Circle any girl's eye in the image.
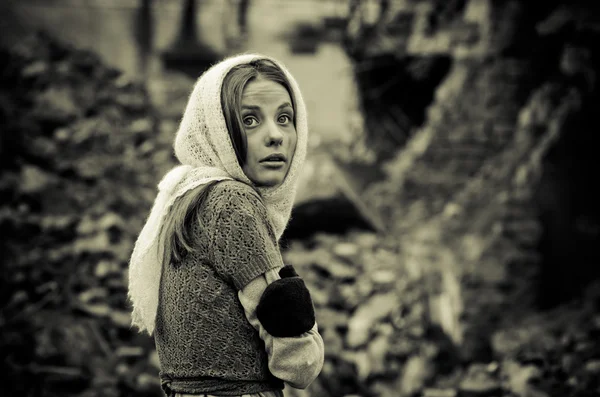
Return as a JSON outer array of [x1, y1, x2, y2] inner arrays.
[[243, 116, 258, 127], [278, 114, 291, 124]]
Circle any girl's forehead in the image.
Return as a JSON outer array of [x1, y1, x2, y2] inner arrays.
[[242, 78, 291, 105]]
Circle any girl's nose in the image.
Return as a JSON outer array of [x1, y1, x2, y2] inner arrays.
[[265, 121, 284, 146]]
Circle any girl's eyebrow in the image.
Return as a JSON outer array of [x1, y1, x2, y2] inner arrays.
[[241, 102, 293, 111], [241, 104, 260, 110]]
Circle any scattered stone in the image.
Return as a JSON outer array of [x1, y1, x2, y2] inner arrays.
[[567, 376, 578, 387], [74, 156, 109, 179], [317, 307, 348, 333], [286, 246, 333, 269], [584, 360, 600, 374], [21, 60, 49, 78], [347, 292, 399, 348], [368, 334, 391, 376], [95, 260, 113, 278], [333, 242, 360, 258], [336, 283, 363, 310], [354, 232, 379, 249], [40, 215, 76, 231], [459, 364, 502, 396], [423, 388, 458, 397], [77, 302, 111, 317], [491, 326, 539, 358], [115, 363, 129, 376], [78, 287, 108, 303], [31, 85, 82, 124], [321, 328, 344, 358], [73, 233, 111, 255], [77, 216, 98, 235], [313, 259, 359, 281], [502, 360, 542, 397], [20, 165, 56, 195], [136, 373, 160, 390], [400, 355, 435, 396], [114, 88, 148, 113], [356, 277, 374, 298], [370, 269, 396, 288], [98, 212, 126, 231], [342, 350, 371, 381], [110, 311, 132, 329], [149, 351, 160, 370], [127, 117, 153, 136], [388, 336, 417, 359], [561, 354, 580, 372], [575, 341, 595, 355], [310, 285, 330, 307], [370, 380, 402, 397], [407, 324, 427, 338], [116, 346, 144, 358], [486, 361, 499, 373]]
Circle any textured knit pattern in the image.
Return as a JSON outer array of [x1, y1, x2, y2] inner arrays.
[[128, 53, 308, 335], [155, 181, 285, 395]]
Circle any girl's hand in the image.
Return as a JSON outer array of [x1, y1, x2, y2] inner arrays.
[[256, 265, 316, 337]]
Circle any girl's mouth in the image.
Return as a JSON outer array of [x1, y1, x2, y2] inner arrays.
[[260, 153, 287, 163], [261, 160, 285, 169]]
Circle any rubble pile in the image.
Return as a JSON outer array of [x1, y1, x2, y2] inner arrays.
[[0, 32, 174, 397], [284, 231, 600, 397]]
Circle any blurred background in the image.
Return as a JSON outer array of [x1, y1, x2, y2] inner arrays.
[[1, 0, 600, 396]]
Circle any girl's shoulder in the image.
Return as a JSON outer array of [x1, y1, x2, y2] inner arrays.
[[205, 180, 265, 214], [209, 179, 260, 199]]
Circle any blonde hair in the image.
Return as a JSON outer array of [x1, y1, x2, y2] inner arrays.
[[158, 181, 219, 267]]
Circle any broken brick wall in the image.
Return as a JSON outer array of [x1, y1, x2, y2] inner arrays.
[[343, 0, 600, 363]]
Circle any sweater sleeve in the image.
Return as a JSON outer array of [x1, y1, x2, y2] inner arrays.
[[207, 182, 284, 291], [238, 268, 325, 389]]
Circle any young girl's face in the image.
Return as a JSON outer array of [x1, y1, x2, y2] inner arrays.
[[240, 77, 297, 188]]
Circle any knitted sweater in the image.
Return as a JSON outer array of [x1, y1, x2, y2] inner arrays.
[[154, 180, 322, 395]]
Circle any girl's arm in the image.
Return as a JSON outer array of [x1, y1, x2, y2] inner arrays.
[[238, 268, 324, 389], [205, 181, 324, 388]]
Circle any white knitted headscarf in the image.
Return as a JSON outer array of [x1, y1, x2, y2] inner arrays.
[[128, 53, 308, 335]]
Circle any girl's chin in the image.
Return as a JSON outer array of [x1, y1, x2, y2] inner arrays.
[[254, 178, 284, 188], [244, 165, 289, 188], [252, 172, 286, 187]]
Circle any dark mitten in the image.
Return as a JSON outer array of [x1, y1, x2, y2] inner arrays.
[[256, 265, 316, 337]]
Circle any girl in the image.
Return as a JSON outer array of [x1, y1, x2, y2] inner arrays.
[[128, 54, 324, 397]]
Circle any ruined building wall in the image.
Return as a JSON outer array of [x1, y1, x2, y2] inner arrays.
[[343, 0, 600, 362]]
